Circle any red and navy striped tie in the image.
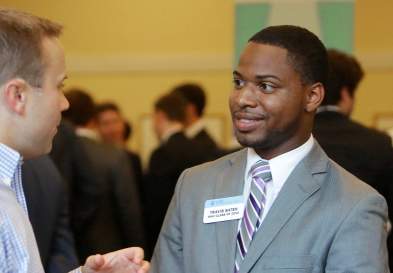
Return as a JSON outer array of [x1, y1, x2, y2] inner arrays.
[[234, 160, 272, 273]]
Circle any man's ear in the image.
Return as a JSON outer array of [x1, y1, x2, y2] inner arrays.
[[2, 79, 29, 115], [305, 82, 324, 112]]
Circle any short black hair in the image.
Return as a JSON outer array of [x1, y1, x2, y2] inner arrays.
[[171, 83, 206, 117], [63, 88, 96, 126], [155, 93, 187, 123], [96, 102, 121, 116], [322, 49, 364, 105], [249, 25, 328, 87]]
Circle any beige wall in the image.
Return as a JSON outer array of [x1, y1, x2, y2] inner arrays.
[[1, 0, 234, 153], [354, 0, 393, 126], [1, 0, 393, 153]]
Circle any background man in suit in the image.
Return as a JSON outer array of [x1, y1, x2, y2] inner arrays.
[[171, 83, 222, 160], [0, 8, 149, 273], [151, 25, 389, 273], [50, 119, 100, 245], [145, 93, 206, 252], [63, 89, 146, 262], [23, 156, 79, 273], [95, 102, 144, 203], [313, 48, 393, 269]]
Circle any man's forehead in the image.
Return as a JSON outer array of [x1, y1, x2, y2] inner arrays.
[[240, 42, 288, 63], [236, 43, 293, 77]]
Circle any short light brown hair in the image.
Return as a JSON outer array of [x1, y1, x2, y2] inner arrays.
[[0, 8, 63, 87]]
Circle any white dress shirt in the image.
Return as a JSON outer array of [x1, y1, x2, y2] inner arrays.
[[240, 135, 314, 226]]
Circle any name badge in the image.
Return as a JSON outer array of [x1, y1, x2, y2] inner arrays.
[[203, 195, 244, 224]]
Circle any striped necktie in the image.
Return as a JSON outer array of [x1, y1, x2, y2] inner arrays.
[[234, 160, 272, 273]]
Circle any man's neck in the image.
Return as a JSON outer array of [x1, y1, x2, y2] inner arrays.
[[185, 119, 204, 138], [161, 122, 183, 143]]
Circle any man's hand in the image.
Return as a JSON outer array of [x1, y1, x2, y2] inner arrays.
[[81, 247, 150, 273]]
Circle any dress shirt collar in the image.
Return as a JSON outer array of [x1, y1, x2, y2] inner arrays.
[[185, 119, 205, 138], [317, 105, 342, 114], [161, 124, 183, 143], [246, 135, 314, 185], [76, 127, 100, 141], [0, 143, 23, 187]]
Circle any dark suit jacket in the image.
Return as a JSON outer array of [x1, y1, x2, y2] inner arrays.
[[313, 110, 393, 269], [23, 156, 78, 273], [126, 150, 144, 199], [50, 120, 100, 235], [192, 129, 223, 160], [145, 132, 207, 250], [75, 136, 145, 261], [313, 111, 393, 206]]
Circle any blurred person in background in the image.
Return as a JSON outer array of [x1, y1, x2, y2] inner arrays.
[[171, 83, 222, 160], [63, 89, 146, 262], [95, 102, 143, 199], [313, 48, 393, 269], [145, 93, 206, 251]]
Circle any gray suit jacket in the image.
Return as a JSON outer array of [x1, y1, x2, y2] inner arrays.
[[151, 142, 389, 273]]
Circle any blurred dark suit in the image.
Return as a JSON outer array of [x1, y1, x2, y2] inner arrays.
[[76, 136, 145, 261], [313, 110, 393, 268], [191, 129, 223, 160], [145, 131, 206, 250], [23, 156, 79, 273], [50, 120, 99, 235], [125, 150, 144, 199], [313, 111, 393, 203]]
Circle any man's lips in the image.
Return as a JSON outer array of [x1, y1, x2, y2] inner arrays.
[[233, 112, 266, 132]]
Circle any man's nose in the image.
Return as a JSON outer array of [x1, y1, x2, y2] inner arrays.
[[237, 83, 258, 108]]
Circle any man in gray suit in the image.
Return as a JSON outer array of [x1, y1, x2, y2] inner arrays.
[[151, 25, 389, 272]]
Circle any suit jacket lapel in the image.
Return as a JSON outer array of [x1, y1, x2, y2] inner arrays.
[[215, 149, 247, 273], [239, 143, 329, 273]]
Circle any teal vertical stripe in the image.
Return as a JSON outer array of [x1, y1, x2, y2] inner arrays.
[[318, 2, 354, 53], [235, 3, 270, 65]]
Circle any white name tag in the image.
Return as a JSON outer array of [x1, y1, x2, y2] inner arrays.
[[203, 195, 244, 224]]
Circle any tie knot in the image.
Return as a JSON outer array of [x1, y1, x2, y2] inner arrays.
[[250, 160, 272, 182]]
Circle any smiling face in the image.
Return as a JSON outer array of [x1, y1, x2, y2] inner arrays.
[[230, 42, 320, 159]]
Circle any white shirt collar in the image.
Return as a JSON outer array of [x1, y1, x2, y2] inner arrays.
[[76, 127, 100, 141], [317, 105, 342, 114], [161, 124, 183, 143], [246, 135, 314, 184], [185, 119, 205, 138]]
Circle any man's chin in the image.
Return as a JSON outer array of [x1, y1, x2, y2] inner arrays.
[[235, 133, 266, 149]]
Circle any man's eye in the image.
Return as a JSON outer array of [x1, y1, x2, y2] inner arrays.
[[233, 79, 245, 89], [257, 82, 275, 93]]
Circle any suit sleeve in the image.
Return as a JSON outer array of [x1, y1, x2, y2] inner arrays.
[[150, 170, 187, 273], [112, 151, 146, 249], [325, 192, 389, 273]]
